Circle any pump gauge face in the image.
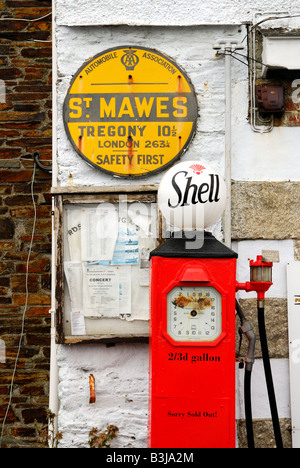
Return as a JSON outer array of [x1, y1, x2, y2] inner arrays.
[[167, 286, 222, 342]]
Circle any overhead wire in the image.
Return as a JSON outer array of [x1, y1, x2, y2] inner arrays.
[[216, 51, 249, 67], [230, 13, 300, 133], [231, 50, 268, 68], [231, 12, 300, 65], [240, 13, 300, 44], [217, 50, 270, 69]]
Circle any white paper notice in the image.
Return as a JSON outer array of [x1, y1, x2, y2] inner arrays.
[[83, 265, 119, 318], [119, 266, 131, 320], [127, 202, 152, 237], [81, 204, 118, 262], [66, 208, 82, 262], [94, 208, 139, 266], [64, 261, 83, 310], [131, 265, 150, 321], [139, 237, 156, 286], [71, 310, 86, 336]]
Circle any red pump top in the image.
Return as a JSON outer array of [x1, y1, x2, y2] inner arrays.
[[236, 255, 273, 300], [250, 255, 273, 268]]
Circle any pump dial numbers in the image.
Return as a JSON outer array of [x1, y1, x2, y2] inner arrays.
[[167, 286, 222, 342]]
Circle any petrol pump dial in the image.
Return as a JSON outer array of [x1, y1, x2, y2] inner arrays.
[[167, 286, 222, 342]]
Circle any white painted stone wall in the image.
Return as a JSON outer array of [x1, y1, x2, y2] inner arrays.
[[56, 344, 149, 448], [53, 0, 300, 448], [55, 0, 300, 27]]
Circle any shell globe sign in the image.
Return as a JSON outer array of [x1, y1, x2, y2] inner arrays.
[[63, 46, 198, 177], [158, 161, 227, 231]]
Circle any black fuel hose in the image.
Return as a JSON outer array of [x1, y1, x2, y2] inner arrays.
[[244, 369, 255, 448], [236, 299, 255, 448], [257, 306, 283, 448]]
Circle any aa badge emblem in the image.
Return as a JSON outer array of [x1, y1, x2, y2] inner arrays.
[[121, 49, 139, 70]]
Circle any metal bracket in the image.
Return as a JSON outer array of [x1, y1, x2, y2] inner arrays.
[[213, 39, 244, 52]]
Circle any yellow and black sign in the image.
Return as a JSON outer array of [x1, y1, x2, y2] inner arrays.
[[63, 46, 198, 178]]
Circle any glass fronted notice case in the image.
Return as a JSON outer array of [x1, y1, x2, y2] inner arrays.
[[54, 190, 159, 343]]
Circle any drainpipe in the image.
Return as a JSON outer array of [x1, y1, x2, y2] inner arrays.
[[213, 39, 244, 247], [224, 45, 232, 248], [48, 0, 59, 447], [48, 197, 59, 447]]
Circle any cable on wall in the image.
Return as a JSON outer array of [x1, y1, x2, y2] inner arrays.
[[236, 12, 300, 133], [0, 163, 37, 449], [0, 11, 52, 442], [240, 13, 300, 44], [0, 12, 52, 22], [33, 151, 52, 174], [0, 11, 52, 43]]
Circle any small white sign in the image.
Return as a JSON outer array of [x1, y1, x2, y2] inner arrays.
[[287, 262, 300, 448]]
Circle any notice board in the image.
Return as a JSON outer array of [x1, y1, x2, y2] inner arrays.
[[53, 188, 159, 343]]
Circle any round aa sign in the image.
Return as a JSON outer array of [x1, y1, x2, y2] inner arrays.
[[157, 161, 227, 230], [63, 46, 198, 178]]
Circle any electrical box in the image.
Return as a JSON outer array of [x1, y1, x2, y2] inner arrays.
[[256, 85, 285, 113], [148, 233, 238, 448]]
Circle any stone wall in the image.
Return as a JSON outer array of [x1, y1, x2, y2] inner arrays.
[[0, 0, 52, 448]]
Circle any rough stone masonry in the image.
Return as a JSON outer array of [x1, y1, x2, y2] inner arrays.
[[0, 0, 52, 448]]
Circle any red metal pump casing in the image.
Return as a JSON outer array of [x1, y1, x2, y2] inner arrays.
[[148, 233, 238, 448]]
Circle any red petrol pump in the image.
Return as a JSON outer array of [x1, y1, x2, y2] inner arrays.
[[148, 161, 237, 448], [149, 232, 238, 448], [148, 161, 283, 448]]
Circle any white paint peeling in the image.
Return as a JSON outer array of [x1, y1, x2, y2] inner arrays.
[[56, 344, 149, 448]]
